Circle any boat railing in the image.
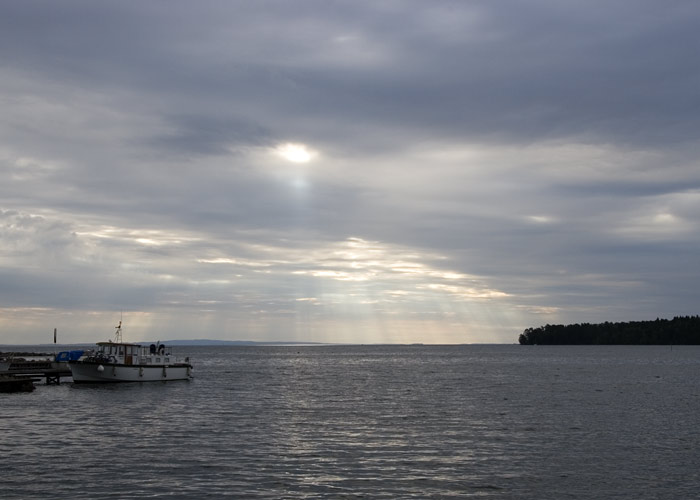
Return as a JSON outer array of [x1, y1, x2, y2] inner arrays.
[[139, 356, 173, 365]]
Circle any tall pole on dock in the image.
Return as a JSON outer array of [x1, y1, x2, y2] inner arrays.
[[54, 328, 57, 344]]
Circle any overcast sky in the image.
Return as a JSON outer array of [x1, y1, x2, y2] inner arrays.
[[2, 0, 699, 344]]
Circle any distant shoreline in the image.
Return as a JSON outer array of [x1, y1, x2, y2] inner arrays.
[[142, 339, 331, 346], [518, 316, 700, 345], [0, 340, 331, 348], [0, 341, 481, 348]]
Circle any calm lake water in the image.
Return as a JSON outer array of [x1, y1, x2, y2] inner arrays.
[[2, 344, 699, 498]]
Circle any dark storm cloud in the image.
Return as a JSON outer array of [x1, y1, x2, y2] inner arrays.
[[3, 1, 699, 151]]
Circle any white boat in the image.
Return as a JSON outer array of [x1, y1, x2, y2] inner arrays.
[[69, 322, 193, 383]]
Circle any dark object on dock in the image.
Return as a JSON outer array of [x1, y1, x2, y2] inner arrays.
[[0, 374, 36, 393]]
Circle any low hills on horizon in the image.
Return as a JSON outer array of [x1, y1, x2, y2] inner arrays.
[[519, 315, 700, 345], [143, 339, 329, 346]]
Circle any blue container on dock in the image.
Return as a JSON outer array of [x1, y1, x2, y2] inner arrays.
[[55, 350, 84, 362]]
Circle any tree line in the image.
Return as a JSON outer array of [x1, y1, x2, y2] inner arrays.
[[518, 316, 700, 345]]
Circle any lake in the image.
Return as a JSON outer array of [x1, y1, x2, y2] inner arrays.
[[1, 344, 698, 498]]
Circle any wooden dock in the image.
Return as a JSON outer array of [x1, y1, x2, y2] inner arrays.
[[1, 360, 72, 385]]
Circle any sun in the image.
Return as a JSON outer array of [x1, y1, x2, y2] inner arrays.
[[275, 143, 316, 163]]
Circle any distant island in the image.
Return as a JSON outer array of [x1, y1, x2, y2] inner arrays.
[[518, 316, 700, 345]]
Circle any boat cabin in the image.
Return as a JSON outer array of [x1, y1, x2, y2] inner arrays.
[[95, 342, 173, 366]]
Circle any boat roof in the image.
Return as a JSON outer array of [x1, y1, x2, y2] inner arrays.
[[96, 341, 143, 347]]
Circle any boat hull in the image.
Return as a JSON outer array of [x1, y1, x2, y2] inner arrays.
[[69, 362, 192, 383]]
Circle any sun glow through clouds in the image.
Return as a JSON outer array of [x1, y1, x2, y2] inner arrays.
[[275, 143, 316, 163]]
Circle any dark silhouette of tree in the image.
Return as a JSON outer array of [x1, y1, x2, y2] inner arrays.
[[518, 316, 700, 345]]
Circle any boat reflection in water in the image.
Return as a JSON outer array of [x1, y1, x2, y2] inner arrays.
[[69, 322, 193, 383]]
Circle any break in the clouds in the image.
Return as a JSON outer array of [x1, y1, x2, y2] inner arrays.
[[1, 1, 699, 344]]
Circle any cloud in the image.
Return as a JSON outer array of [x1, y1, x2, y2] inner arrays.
[[1, 1, 700, 343]]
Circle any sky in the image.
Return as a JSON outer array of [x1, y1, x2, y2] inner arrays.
[[1, 1, 699, 345]]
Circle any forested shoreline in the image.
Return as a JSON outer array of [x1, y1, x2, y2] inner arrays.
[[518, 316, 700, 345]]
